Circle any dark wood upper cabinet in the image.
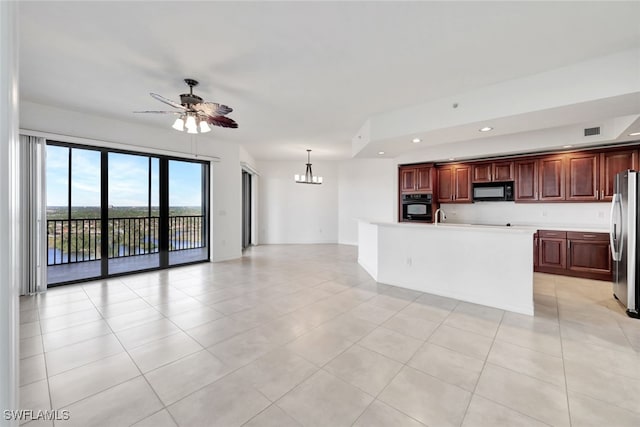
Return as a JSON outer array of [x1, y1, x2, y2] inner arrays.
[[515, 159, 538, 201], [493, 161, 514, 181], [539, 156, 565, 201], [472, 163, 493, 183], [472, 161, 513, 183], [436, 164, 471, 203], [406, 144, 640, 206], [416, 166, 433, 192], [400, 168, 417, 193], [566, 152, 598, 202], [437, 166, 453, 202], [454, 165, 472, 202], [399, 165, 434, 193], [599, 149, 638, 201]]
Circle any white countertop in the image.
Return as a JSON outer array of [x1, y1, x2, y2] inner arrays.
[[359, 219, 609, 234]]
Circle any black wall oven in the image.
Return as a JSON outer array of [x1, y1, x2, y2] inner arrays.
[[402, 193, 433, 222]]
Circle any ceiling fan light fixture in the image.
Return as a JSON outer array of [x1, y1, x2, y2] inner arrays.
[[199, 120, 211, 133], [137, 79, 238, 132], [172, 117, 185, 131]]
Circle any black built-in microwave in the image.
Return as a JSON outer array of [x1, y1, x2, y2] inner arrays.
[[402, 193, 433, 221], [472, 181, 514, 202]]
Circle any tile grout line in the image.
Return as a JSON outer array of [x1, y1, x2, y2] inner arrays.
[[101, 278, 185, 427], [455, 303, 503, 426], [555, 275, 574, 427], [349, 299, 463, 427], [455, 314, 561, 427], [37, 297, 55, 426], [80, 283, 177, 427]]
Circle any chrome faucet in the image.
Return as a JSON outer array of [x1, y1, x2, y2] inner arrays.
[[434, 208, 447, 225]]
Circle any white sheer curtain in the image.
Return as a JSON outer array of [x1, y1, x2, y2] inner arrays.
[[19, 135, 47, 295]]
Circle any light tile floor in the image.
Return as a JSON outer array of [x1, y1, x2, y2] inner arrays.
[[18, 244, 640, 427]]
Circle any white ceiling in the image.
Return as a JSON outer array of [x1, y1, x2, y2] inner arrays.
[[18, 1, 640, 160]]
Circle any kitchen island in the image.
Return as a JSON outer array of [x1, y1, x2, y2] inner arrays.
[[358, 220, 536, 315]]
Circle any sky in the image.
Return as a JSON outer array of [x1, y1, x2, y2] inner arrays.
[[46, 145, 204, 207]]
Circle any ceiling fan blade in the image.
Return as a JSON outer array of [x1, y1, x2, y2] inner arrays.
[[149, 93, 186, 110], [193, 102, 233, 116], [133, 110, 181, 114], [206, 115, 238, 129]]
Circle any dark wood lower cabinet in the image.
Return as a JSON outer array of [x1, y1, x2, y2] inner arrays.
[[538, 232, 566, 270], [534, 230, 612, 281]]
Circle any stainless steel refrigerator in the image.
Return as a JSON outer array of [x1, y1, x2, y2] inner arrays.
[[610, 170, 639, 318]]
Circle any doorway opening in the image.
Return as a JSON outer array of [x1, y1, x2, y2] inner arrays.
[[242, 170, 252, 251]]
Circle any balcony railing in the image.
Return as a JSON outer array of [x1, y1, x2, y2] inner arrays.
[[47, 215, 205, 266]]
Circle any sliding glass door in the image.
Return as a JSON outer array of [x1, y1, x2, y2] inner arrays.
[[46, 144, 102, 283], [46, 142, 210, 286], [107, 153, 160, 275], [169, 160, 209, 265]]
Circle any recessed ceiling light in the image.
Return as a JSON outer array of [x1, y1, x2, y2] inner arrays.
[[378, 151, 385, 155], [629, 132, 640, 136], [412, 138, 421, 143], [448, 158, 455, 161], [479, 127, 493, 132], [563, 145, 573, 148]]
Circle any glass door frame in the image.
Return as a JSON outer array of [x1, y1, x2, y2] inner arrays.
[[46, 140, 210, 286]]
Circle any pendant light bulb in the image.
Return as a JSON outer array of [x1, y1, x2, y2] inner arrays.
[[185, 115, 197, 131], [199, 120, 211, 133], [172, 117, 185, 131]]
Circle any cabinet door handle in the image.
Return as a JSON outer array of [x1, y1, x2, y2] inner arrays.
[[583, 234, 596, 238], [567, 239, 571, 249]]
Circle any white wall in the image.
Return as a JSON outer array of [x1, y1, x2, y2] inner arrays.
[[20, 101, 243, 262], [338, 159, 395, 245], [257, 158, 397, 246], [258, 160, 338, 244], [0, 0, 19, 422], [441, 202, 609, 230]]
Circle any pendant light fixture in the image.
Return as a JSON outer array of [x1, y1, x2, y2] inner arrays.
[[294, 149, 323, 184]]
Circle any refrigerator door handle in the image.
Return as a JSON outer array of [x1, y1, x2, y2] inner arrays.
[[610, 193, 621, 261]]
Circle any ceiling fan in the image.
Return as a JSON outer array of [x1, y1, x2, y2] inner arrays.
[[135, 78, 238, 133]]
